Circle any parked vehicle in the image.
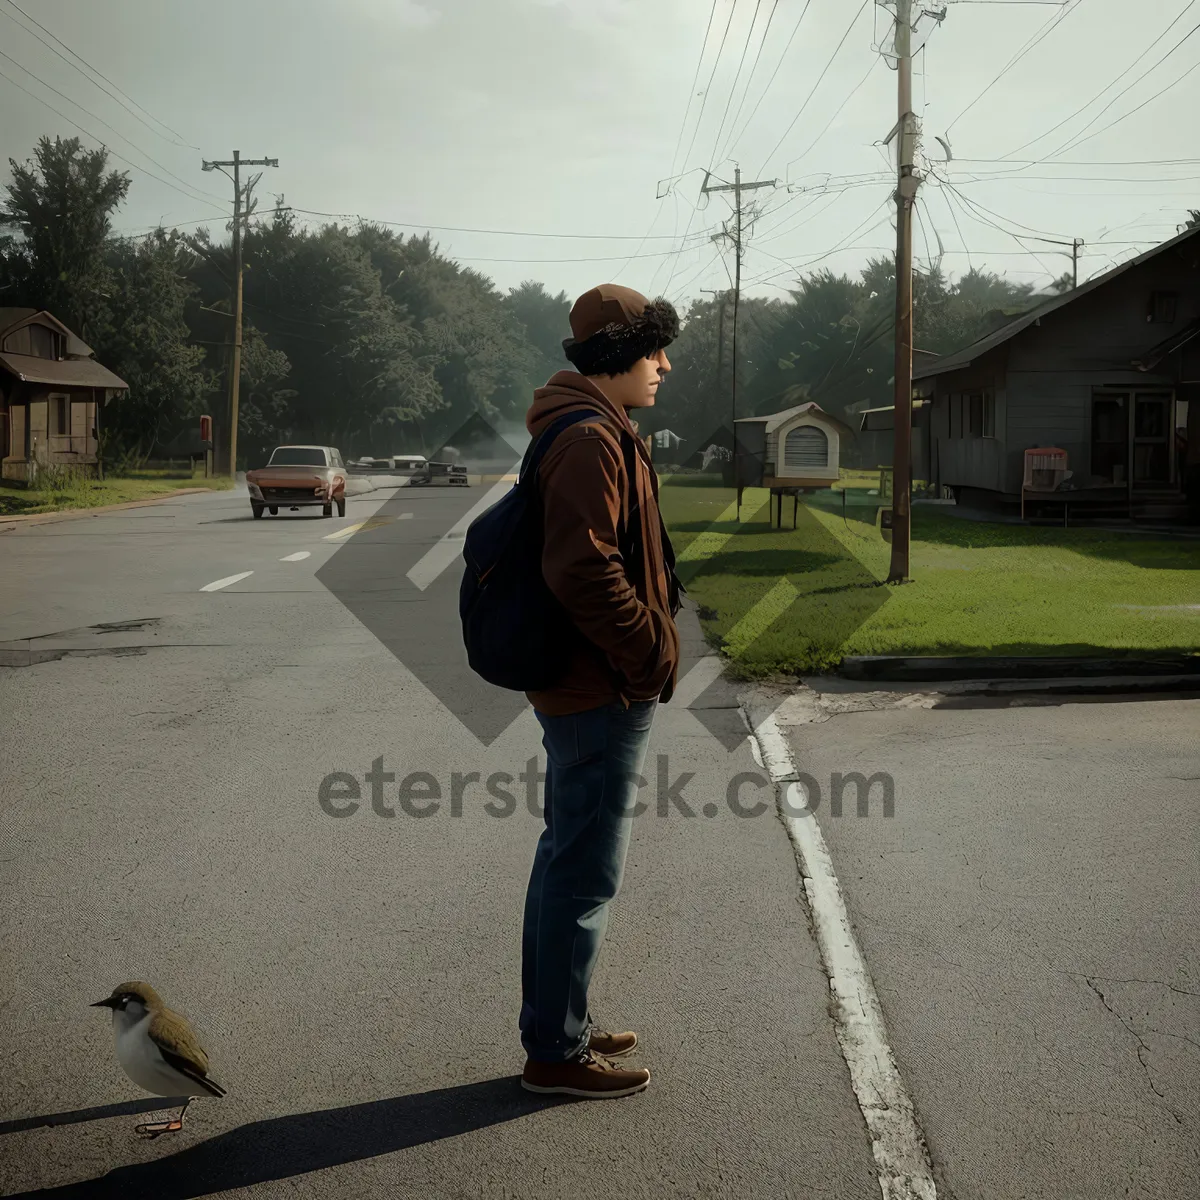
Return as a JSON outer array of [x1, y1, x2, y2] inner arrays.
[[246, 445, 347, 518], [390, 454, 427, 473], [409, 461, 469, 487]]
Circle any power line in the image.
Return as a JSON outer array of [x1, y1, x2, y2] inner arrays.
[[284, 207, 712, 242], [944, 0, 1082, 134], [680, 0, 740, 178], [1051, 53, 1200, 158], [784, 56, 880, 178], [667, 0, 720, 182], [937, 182, 973, 271], [0, 65, 219, 206], [717, 0, 781, 164], [0, 0, 196, 149], [725, 0, 815, 155], [0, 46, 224, 202], [757, 0, 872, 176], [709, 0, 767, 169], [998, 1, 1199, 159], [939, 184, 1063, 281]]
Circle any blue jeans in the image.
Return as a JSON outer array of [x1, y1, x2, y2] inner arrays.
[[520, 699, 657, 1062]]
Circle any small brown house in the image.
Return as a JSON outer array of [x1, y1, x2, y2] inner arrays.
[[0, 307, 128, 482]]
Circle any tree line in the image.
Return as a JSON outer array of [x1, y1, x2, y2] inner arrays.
[[6, 134, 1185, 471]]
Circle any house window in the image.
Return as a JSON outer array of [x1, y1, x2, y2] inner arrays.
[[28, 325, 66, 359], [52, 395, 70, 436], [1148, 292, 1177, 324], [783, 425, 828, 469], [974, 391, 996, 437]]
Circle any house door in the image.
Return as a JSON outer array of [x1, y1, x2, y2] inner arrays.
[[1131, 392, 1172, 487], [1091, 394, 1128, 485]]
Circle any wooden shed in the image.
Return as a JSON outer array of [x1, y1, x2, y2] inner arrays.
[[0, 308, 128, 482]]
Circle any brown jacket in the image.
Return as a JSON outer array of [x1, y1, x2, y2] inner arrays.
[[525, 371, 680, 716]]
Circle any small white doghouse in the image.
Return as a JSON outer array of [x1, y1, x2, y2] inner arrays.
[[735, 401, 853, 526]]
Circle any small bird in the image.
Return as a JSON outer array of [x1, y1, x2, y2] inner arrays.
[[92, 981, 226, 1137]]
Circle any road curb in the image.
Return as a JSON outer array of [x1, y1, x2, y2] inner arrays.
[[0, 488, 217, 529], [838, 654, 1200, 682]]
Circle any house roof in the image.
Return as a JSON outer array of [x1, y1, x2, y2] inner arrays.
[[735, 400, 854, 437], [0, 352, 128, 390], [1132, 315, 1200, 371], [913, 225, 1200, 381], [0, 307, 95, 357]]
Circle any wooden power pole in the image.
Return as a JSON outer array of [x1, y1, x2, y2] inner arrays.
[[887, 0, 918, 583], [202, 150, 278, 476], [703, 167, 776, 518]]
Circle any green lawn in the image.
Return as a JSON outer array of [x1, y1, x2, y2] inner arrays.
[[0, 468, 233, 516], [659, 474, 1200, 675]]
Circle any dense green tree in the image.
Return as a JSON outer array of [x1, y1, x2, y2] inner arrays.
[[95, 229, 212, 462], [0, 136, 129, 340]]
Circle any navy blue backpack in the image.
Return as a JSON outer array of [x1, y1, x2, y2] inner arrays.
[[460, 409, 604, 691]]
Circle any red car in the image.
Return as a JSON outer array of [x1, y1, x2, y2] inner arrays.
[[246, 445, 347, 519]]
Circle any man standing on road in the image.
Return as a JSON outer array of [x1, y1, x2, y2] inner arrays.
[[519, 284, 682, 1100]]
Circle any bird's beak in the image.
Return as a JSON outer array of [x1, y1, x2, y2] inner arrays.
[[91, 998, 117, 1008]]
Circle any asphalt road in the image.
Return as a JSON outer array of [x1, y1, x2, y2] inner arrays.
[[0, 485, 877, 1199], [1, 485, 1195, 1198], [776, 684, 1199, 1200]]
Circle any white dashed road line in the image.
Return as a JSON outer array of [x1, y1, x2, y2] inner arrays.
[[280, 552, 311, 562], [200, 571, 254, 593], [744, 698, 939, 1200]]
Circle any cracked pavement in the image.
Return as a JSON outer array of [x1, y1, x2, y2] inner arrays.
[[773, 681, 1199, 1200]]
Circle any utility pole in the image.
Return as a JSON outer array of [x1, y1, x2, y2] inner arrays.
[[886, 0, 919, 583], [1072, 237, 1084, 288], [703, 166, 776, 517], [202, 150, 278, 476], [701, 286, 730, 433]]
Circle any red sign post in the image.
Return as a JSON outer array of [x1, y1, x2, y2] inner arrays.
[[200, 415, 213, 478]]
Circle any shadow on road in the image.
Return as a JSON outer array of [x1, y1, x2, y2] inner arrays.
[[8, 1077, 554, 1199], [0, 1097, 189, 1136]]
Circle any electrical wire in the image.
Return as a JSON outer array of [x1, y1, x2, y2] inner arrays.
[[937, 182, 973, 271], [680, 0, 740, 180], [709, 0, 767, 169], [939, 183, 1063, 283], [0, 0, 196, 148], [717, 0, 781, 165], [1051, 54, 1200, 158], [944, 0, 1082, 135], [667, 0, 720, 182], [998, 0, 1199, 159], [0, 46, 224, 202], [0, 65, 219, 206], [757, 0, 872, 176], [284, 207, 712, 242], [725, 0, 815, 155], [783, 56, 880, 178]]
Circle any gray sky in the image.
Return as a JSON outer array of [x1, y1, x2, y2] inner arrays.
[[3, 0, 1197, 306]]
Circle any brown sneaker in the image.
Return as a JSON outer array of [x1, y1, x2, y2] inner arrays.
[[587, 1028, 637, 1058], [522, 1050, 650, 1099]]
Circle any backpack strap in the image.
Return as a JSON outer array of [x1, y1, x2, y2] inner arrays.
[[517, 409, 599, 491]]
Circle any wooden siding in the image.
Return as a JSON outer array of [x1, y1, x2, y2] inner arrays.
[[929, 244, 1198, 497]]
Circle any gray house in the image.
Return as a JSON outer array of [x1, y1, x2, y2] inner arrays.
[[913, 225, 1199, 521]]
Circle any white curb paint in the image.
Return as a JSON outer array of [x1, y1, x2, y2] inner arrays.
[[745, 698, 938, 1200], [280, 551, 311, 562], [200, 571, 254, 592], [407, 479, 511, 591]]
